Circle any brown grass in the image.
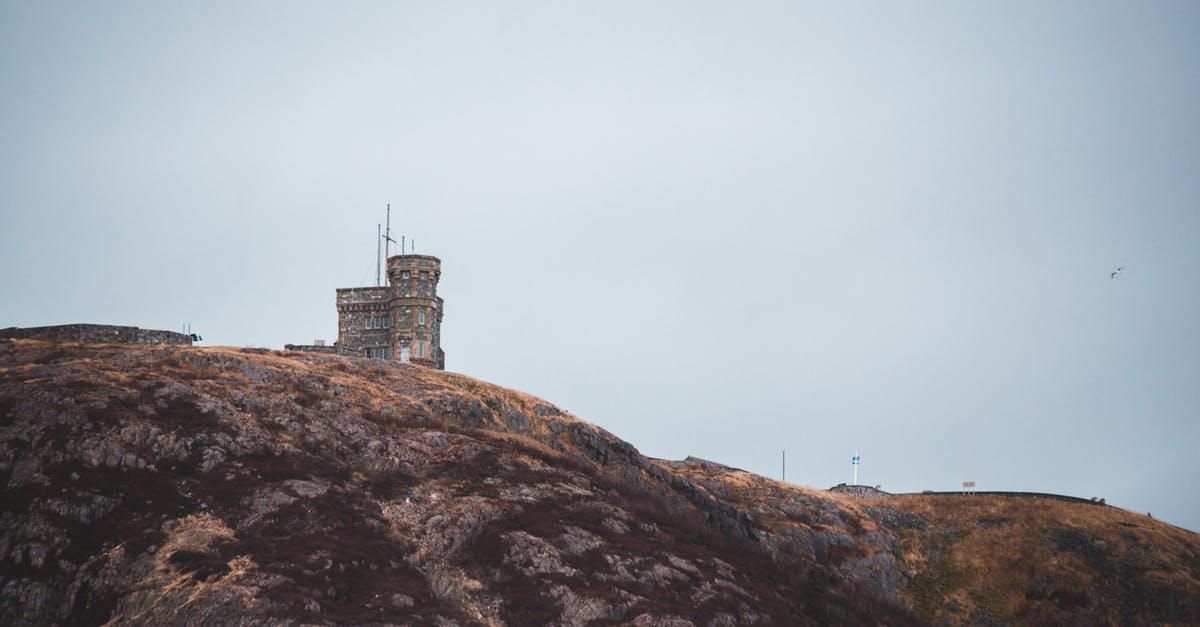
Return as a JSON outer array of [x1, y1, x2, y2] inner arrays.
[[874, 493, 1200, 624]]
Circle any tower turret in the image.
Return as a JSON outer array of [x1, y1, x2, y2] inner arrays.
[[386, 254, 445, 369]]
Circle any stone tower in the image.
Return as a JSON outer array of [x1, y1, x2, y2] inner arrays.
[[386, 254, 445, 369], [327, 254, 445, 369]]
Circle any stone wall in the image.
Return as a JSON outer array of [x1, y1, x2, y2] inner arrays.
[[283, 344, 339, 354], [335, 287, 391, 358], [829, 484, 892, 499], [0, 324, 193, 346]]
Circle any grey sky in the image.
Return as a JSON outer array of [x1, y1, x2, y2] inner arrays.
[[2, 2, 1198, 529]]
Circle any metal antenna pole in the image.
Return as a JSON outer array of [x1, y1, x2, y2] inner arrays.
[[385, 204, 392, 260], [401, 236, 405, 255], [376, 224, 382, 286]]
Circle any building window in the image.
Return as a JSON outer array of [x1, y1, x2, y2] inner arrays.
[[383, 315, 389, 328], [402, 270, 410, 279], [419, 344, 425, 358], [364, 317, 371, 329], [419, 312, 425, 325], [420, 271, 428, 280], [383, 347, 390, 359], [365, 348, 371, 357]]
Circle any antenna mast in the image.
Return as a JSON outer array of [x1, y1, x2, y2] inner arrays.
[[385, 204, 392, 260], [376, 224, 382, 286], [378, 204, 397, 282]]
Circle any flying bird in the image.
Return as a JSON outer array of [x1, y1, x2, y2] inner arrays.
[[1111, 266, 1125, 279]]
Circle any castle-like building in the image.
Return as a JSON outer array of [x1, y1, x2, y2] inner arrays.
[[287, 254, 445, 369]]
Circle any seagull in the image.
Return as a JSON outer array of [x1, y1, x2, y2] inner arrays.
[[1111, 266, 1125, 279]]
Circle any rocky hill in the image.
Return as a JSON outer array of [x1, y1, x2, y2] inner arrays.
[[1, 339, 1197, 625]]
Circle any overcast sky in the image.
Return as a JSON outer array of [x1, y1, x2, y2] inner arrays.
[[2, 1, 1198, 530]]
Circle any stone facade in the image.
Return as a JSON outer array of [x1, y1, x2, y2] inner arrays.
[[334, 286, 392, 359], [289, 254, 446, 369], [0, 324, 193, 346]]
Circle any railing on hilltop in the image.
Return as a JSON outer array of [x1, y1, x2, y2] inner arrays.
[[901, 490, 1107, 506], [828, 483, 1109, 506]]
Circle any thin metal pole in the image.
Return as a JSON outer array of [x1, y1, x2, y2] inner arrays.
[[376, 224, 382, 286], [385, 203, 391, 260]]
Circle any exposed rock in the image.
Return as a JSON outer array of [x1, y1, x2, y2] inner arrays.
[[503, 531, 578, 577]]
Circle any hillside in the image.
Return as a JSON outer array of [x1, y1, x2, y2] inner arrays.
[[1, 339, 1197, 625]]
